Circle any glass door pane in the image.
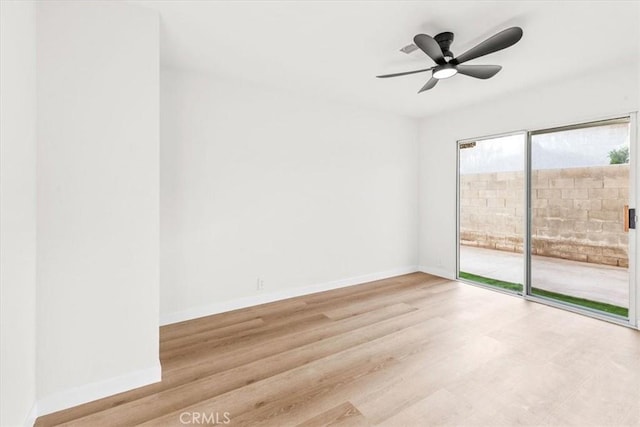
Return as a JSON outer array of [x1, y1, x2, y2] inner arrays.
[[458, 133, 526, 293], [530, 119, 631, 318]]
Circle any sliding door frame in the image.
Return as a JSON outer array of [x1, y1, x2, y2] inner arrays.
[[524, 115, 636, 328], [455, 130, 528, 297], [456, 112, 638, 329]]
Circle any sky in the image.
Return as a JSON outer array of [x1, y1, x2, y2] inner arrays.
[[459, 122, 630, 175]]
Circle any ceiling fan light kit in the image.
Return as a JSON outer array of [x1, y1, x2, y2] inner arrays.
[[432, 63, 457, 79], [377, 26, 523, 93]]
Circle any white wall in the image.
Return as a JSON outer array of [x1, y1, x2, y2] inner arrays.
[[417, 63, 640, 323], [0, 1, 38, 425], [36, 1, 160, 414], [160, 69, 418, 323]]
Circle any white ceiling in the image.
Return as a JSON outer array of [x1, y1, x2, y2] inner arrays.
[[132, 0, 640, 118]]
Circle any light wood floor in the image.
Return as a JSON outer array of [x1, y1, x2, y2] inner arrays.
[[36, 273, 640, 426]]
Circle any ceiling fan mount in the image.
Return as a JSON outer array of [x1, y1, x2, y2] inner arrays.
[[377, 26, 523, 94], [433, 31, 454, 58]]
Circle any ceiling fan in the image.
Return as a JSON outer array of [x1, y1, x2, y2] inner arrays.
[[377, 27, 523, 93]]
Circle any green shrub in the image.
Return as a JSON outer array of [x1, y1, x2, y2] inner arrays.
[[608, 146, 629, 164]]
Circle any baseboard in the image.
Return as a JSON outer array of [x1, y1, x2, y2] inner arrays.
[[418, 265, 455, 280], [160, 266, 419, 326], [35, 362, 161, 420], [24, 402, 38, 427]]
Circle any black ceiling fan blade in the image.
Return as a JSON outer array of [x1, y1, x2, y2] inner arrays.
[[376, 67, 435, 78], [456, 64, 502, 79], [453, 27, 523, 65], [418, 77, 438, 93], [413, 34, 446, 65]]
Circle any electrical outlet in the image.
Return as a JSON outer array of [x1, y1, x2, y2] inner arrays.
[[257, 278, 264, 291]]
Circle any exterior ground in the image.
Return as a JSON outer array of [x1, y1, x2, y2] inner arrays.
[[459, 245, 628, 308]]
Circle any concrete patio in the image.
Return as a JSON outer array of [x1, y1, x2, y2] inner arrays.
[[459, 245, 629, 308]]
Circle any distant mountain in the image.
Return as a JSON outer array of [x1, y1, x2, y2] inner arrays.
[[460, 123, 629, 175]]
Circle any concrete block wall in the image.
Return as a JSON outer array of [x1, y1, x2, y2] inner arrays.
[[460, 164, 629, 267]]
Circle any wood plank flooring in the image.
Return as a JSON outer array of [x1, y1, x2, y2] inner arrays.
[[36, 273, 640, 426]]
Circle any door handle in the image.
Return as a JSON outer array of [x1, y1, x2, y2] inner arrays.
[[624, 205, 635, 232]]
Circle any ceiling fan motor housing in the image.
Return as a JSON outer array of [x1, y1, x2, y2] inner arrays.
[[434, 31, 455, 58]]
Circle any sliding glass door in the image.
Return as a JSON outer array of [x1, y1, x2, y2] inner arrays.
[[458, 117, 635, 323], [457, 133, 526, 293], [529, 118, 632, 318]]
